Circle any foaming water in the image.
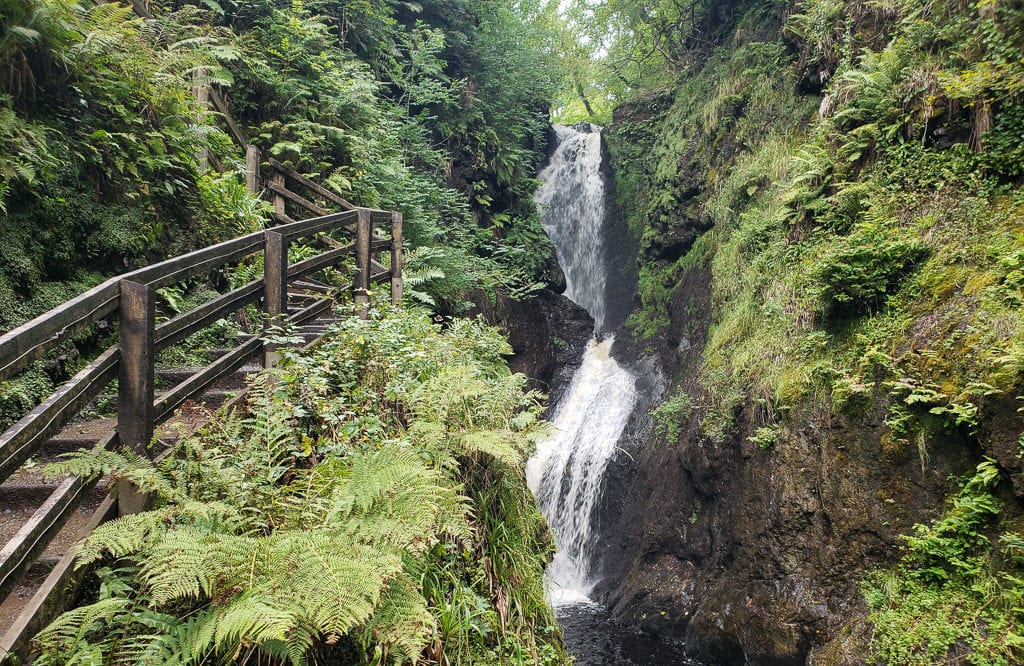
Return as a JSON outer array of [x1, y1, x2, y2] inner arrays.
[[530, 123, 639, 605], [535, 124, 609, 333], [526, 336, 637, 603], [532, 122, 701, 663]]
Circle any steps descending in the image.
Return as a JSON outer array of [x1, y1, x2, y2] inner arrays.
[[0, 285, 342, 650]]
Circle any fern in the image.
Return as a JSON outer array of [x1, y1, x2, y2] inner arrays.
[[35, 597, 132, 660], [363, 573, 435, 665], [37, 310, 562, 664]]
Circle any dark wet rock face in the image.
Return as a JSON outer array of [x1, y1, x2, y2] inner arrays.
[[469, 288, 593, 408], [589, 264, 980, 664]]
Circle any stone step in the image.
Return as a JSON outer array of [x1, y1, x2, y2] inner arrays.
[[0, 481, 110, 631]]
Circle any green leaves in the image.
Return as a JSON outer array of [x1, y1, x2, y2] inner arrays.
[[36, 308, 562, 664], [814, 226, 929, 320]]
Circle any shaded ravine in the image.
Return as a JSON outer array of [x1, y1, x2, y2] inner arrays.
[[529, 124, 699, 664]]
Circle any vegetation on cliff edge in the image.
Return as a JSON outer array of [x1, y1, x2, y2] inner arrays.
[[34, 305, 565, 665], [576, 0, 1024, 661]]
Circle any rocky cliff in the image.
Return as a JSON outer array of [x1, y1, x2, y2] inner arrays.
[[587, 0, 1024, 662]]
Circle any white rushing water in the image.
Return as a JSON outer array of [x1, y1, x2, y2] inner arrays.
[[535, 124, 610, 334], [528, 124, 639, 605]]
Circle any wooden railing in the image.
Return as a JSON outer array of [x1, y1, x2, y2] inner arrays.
[[0, 207, 402, 657]]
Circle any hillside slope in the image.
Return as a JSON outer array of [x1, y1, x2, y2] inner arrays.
[[594, 0, 1024, 662]]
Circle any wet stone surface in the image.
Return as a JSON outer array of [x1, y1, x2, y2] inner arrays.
[[559, 602, 704, 665]]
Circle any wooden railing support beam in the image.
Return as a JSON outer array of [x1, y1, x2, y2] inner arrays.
[[117, 280, 155, 516], [354, 209, 372, 318], [271, 172, 286, 219], [391, 212, 403, 305], [193, 70, 210, 172], [245, 145, 260, 194], [264, 231, 288, 368]]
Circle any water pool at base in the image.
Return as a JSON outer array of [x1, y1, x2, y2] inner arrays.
[[558, 602, 702, 665]]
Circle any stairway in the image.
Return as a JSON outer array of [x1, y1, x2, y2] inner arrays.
[[0, 281, 340, 648]]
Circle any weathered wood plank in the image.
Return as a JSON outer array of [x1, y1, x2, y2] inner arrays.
[[354, 209, 372, 318], [245, 145, 260, 194], [132, 234, 265, 291], [292, 279, 331, 294], [277, 210, 358, 242], [391, 212, 403, 304], [287, 245, 353, 281], [0, 282, 120, 382], [369, 259, 393, 284], [0, 347, 118, 484], [289, 298, 333, 327], [270, 172, 287, 218], [266, 181, 329, 217], [117, 282, 154, 459], [0, 427, 112, 605], [370, 210, 394, 224], [208, 88, 247, 149], [268, 158, 355, 211], [264, 231, 288, 369], [155, 281, 263, 352], [152, 337, 262, 424], [264, 232, 288, 320], [0, 488, 117, 663], [273, 212, 299, 226]]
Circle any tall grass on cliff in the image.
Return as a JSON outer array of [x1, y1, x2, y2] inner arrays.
[[34, 304, 565, 665], [587, 0, 1024, 659]]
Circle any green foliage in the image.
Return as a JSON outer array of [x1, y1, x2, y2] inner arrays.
[[651, 389, 693, 443], [38, 307, 564, 665], [0, 0, 564, 348], [747, 424, 780, 451], [864, 461, 1024, 665], [815, 226, 929, 320]]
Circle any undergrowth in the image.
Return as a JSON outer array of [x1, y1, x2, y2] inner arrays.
[[863, 461, 1024, 665], [35, 305, 566, 665]]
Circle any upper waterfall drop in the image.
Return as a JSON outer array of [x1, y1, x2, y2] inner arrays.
[[529, 123, 639, 605], [535, 124, 610, 334]]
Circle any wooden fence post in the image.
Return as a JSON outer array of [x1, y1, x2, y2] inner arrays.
[[245, 145, 260, 194], [354, 209, 372, 318], [117, 280, 155, 515], [270, 171, 286, 219], [193, 69, 210, 173], [264, 230, 288, 368], [390, 211, 403, 305]]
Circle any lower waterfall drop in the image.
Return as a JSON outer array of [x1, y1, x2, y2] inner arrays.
[[526, 337, 637, 604]]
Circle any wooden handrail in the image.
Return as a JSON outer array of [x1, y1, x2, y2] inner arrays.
[[208, 88, 247, 150], [0, 209, 385, 383], [0, 205, 403, 643], [268, 158, 355, 211]]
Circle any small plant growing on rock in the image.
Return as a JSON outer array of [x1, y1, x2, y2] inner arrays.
[[652, 390, 693, 443]]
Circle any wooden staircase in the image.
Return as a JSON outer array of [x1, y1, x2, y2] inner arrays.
[[0, 206, 403, 661]]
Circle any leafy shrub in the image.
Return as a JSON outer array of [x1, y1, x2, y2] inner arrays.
[[651, 390, 693, 443], [36, 307, 564, 665], [864, 461, 1024, 665], [816, 229, 929, 320]]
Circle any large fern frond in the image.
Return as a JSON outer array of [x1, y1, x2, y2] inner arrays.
[[362, 573, 434, 665]]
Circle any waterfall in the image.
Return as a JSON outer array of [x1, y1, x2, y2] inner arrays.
[[534, 124, 610, 334], [528, 124, 639, 604]]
